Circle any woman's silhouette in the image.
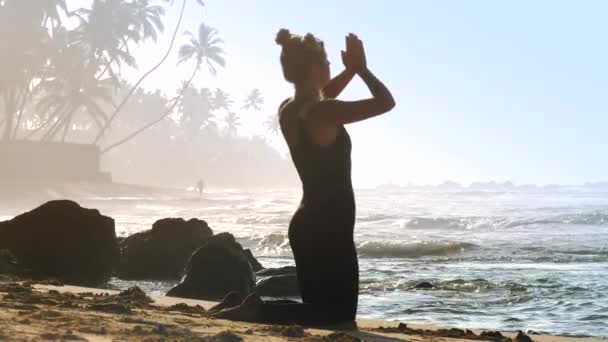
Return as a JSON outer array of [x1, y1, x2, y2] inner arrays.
[[214, 29, 394, 326]]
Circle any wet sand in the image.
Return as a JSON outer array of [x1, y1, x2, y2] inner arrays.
[[0, 277, 604, 342]]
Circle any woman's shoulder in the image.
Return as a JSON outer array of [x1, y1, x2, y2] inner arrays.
[[278, 97, 293, 112]]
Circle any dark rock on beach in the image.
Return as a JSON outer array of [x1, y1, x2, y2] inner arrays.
[[118, 218, 213, 279], [515, 331, 535, 342], [254, 274, 300, 298], [243, 248, 264, 272], [166, 232, 256, 301], [256, 266, 297, 277], [0, 249, 19, 275], [480, 330, 506, 341], [0, 200, 118, 284]]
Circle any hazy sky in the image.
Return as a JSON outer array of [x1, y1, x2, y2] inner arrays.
[[86, 0, 608, 187]]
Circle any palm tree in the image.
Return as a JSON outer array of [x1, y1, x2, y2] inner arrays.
[[37, 76, 114, 142], [34, 41, 114, 142], [70, 0, 138, 73], [93, 0, 165, 81], [101, 21, 225, 154], [0, 0, 50, 140], [70, 0, 164, 80], [178, 23, 225, 75], [264, 114, 280, 135], [224, 111, 240, 137], [40, 0, 68, 32], [179, 86, 214, 138], [93, 0, 204, 145], [212, 88, 233, 111], [130, 0, 165, 43], [242, 88, 264, 111]]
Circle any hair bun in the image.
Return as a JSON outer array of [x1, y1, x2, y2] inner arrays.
[[303, 33, 316, 43], [275, 28, 291, 46]]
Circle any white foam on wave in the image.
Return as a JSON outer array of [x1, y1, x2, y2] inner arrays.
[[404, 210, 608, 231], [357, 240, 477, 258], [238, 231, 477, 259]]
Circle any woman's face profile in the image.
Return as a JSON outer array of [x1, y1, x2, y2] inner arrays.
[[311, 59, 331, 88]]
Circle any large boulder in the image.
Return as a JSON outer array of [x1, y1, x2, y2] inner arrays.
[[0, 200, 118, 284], [0, 249, 18, 275], [254, 274, 300, 298], [118, 218, 213, 279], [166, 232, 255, 301], [244, 249, 264, 272]]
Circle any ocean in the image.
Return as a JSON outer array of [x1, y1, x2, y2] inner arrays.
[[2, 186, 607, 336]]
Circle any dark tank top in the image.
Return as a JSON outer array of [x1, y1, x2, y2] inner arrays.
[[281, 99, 354, 206]]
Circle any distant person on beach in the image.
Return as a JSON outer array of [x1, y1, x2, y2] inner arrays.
[[213, 30, 395, 326], [196, 179, 204, 197]]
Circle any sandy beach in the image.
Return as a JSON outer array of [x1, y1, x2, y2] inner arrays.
[[0, 277, 604, 342]]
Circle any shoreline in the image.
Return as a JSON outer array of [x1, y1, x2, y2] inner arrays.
[[1, 191, 607, 338], [0, 278, 604, 341]]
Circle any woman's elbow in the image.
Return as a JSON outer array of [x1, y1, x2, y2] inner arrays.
[[382, 96, 396, 113]]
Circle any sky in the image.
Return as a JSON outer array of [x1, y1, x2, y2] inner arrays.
[[78, 0, 608, 187]]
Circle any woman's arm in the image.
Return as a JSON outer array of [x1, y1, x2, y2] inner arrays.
[[316, 68, 395, 125], [311, 35, 395, 125], [322, 69, 355, 99]]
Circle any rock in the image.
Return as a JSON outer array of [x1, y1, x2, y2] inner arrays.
[[202, 331, 243, 342], [254, 274, 300, 298], [322, 332, 361, 341], [118, 218, 213, 279], [0, 200, 118, 284], [480, 331, 505, 341], [413, 281, 435, 290], [89, 303, 132, 314], [515, 331, 535, 342], [281, 325, 305, 338], [166, 233, 255, 301], [256, 266, 296, 277], [243, 249, 264, 272], [0, 249, 18, 274]]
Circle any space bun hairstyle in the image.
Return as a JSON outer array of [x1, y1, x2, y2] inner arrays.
[[275, 28, 327, 83]]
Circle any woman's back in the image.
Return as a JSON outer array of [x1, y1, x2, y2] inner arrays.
[[279, 98, 353, 202]]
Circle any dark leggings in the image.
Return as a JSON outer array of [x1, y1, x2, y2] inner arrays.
[[260, 201, 359, 326]]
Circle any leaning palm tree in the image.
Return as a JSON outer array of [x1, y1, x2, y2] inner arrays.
[[93, 0, 203, 144], [92, 0, 165, 81], [70, 0, 138, 74], [100, 21, 225, 154], [242, 88, 264, 111]]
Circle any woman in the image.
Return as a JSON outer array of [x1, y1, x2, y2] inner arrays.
[[214, 29, 394, 326]]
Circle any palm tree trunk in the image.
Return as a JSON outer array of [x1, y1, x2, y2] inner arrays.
[[2, 89, 18, 141], [42, 105, 74, 141], [101, 64, 199, 155], [41, 116, 64, 141], [12, 85, 31, 140], [60, 110, 75, 142], [93, 0, 188, 145], [54, 107, 78, 142], [95, 40, 128, 81], [24, 104, 67, 140]]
